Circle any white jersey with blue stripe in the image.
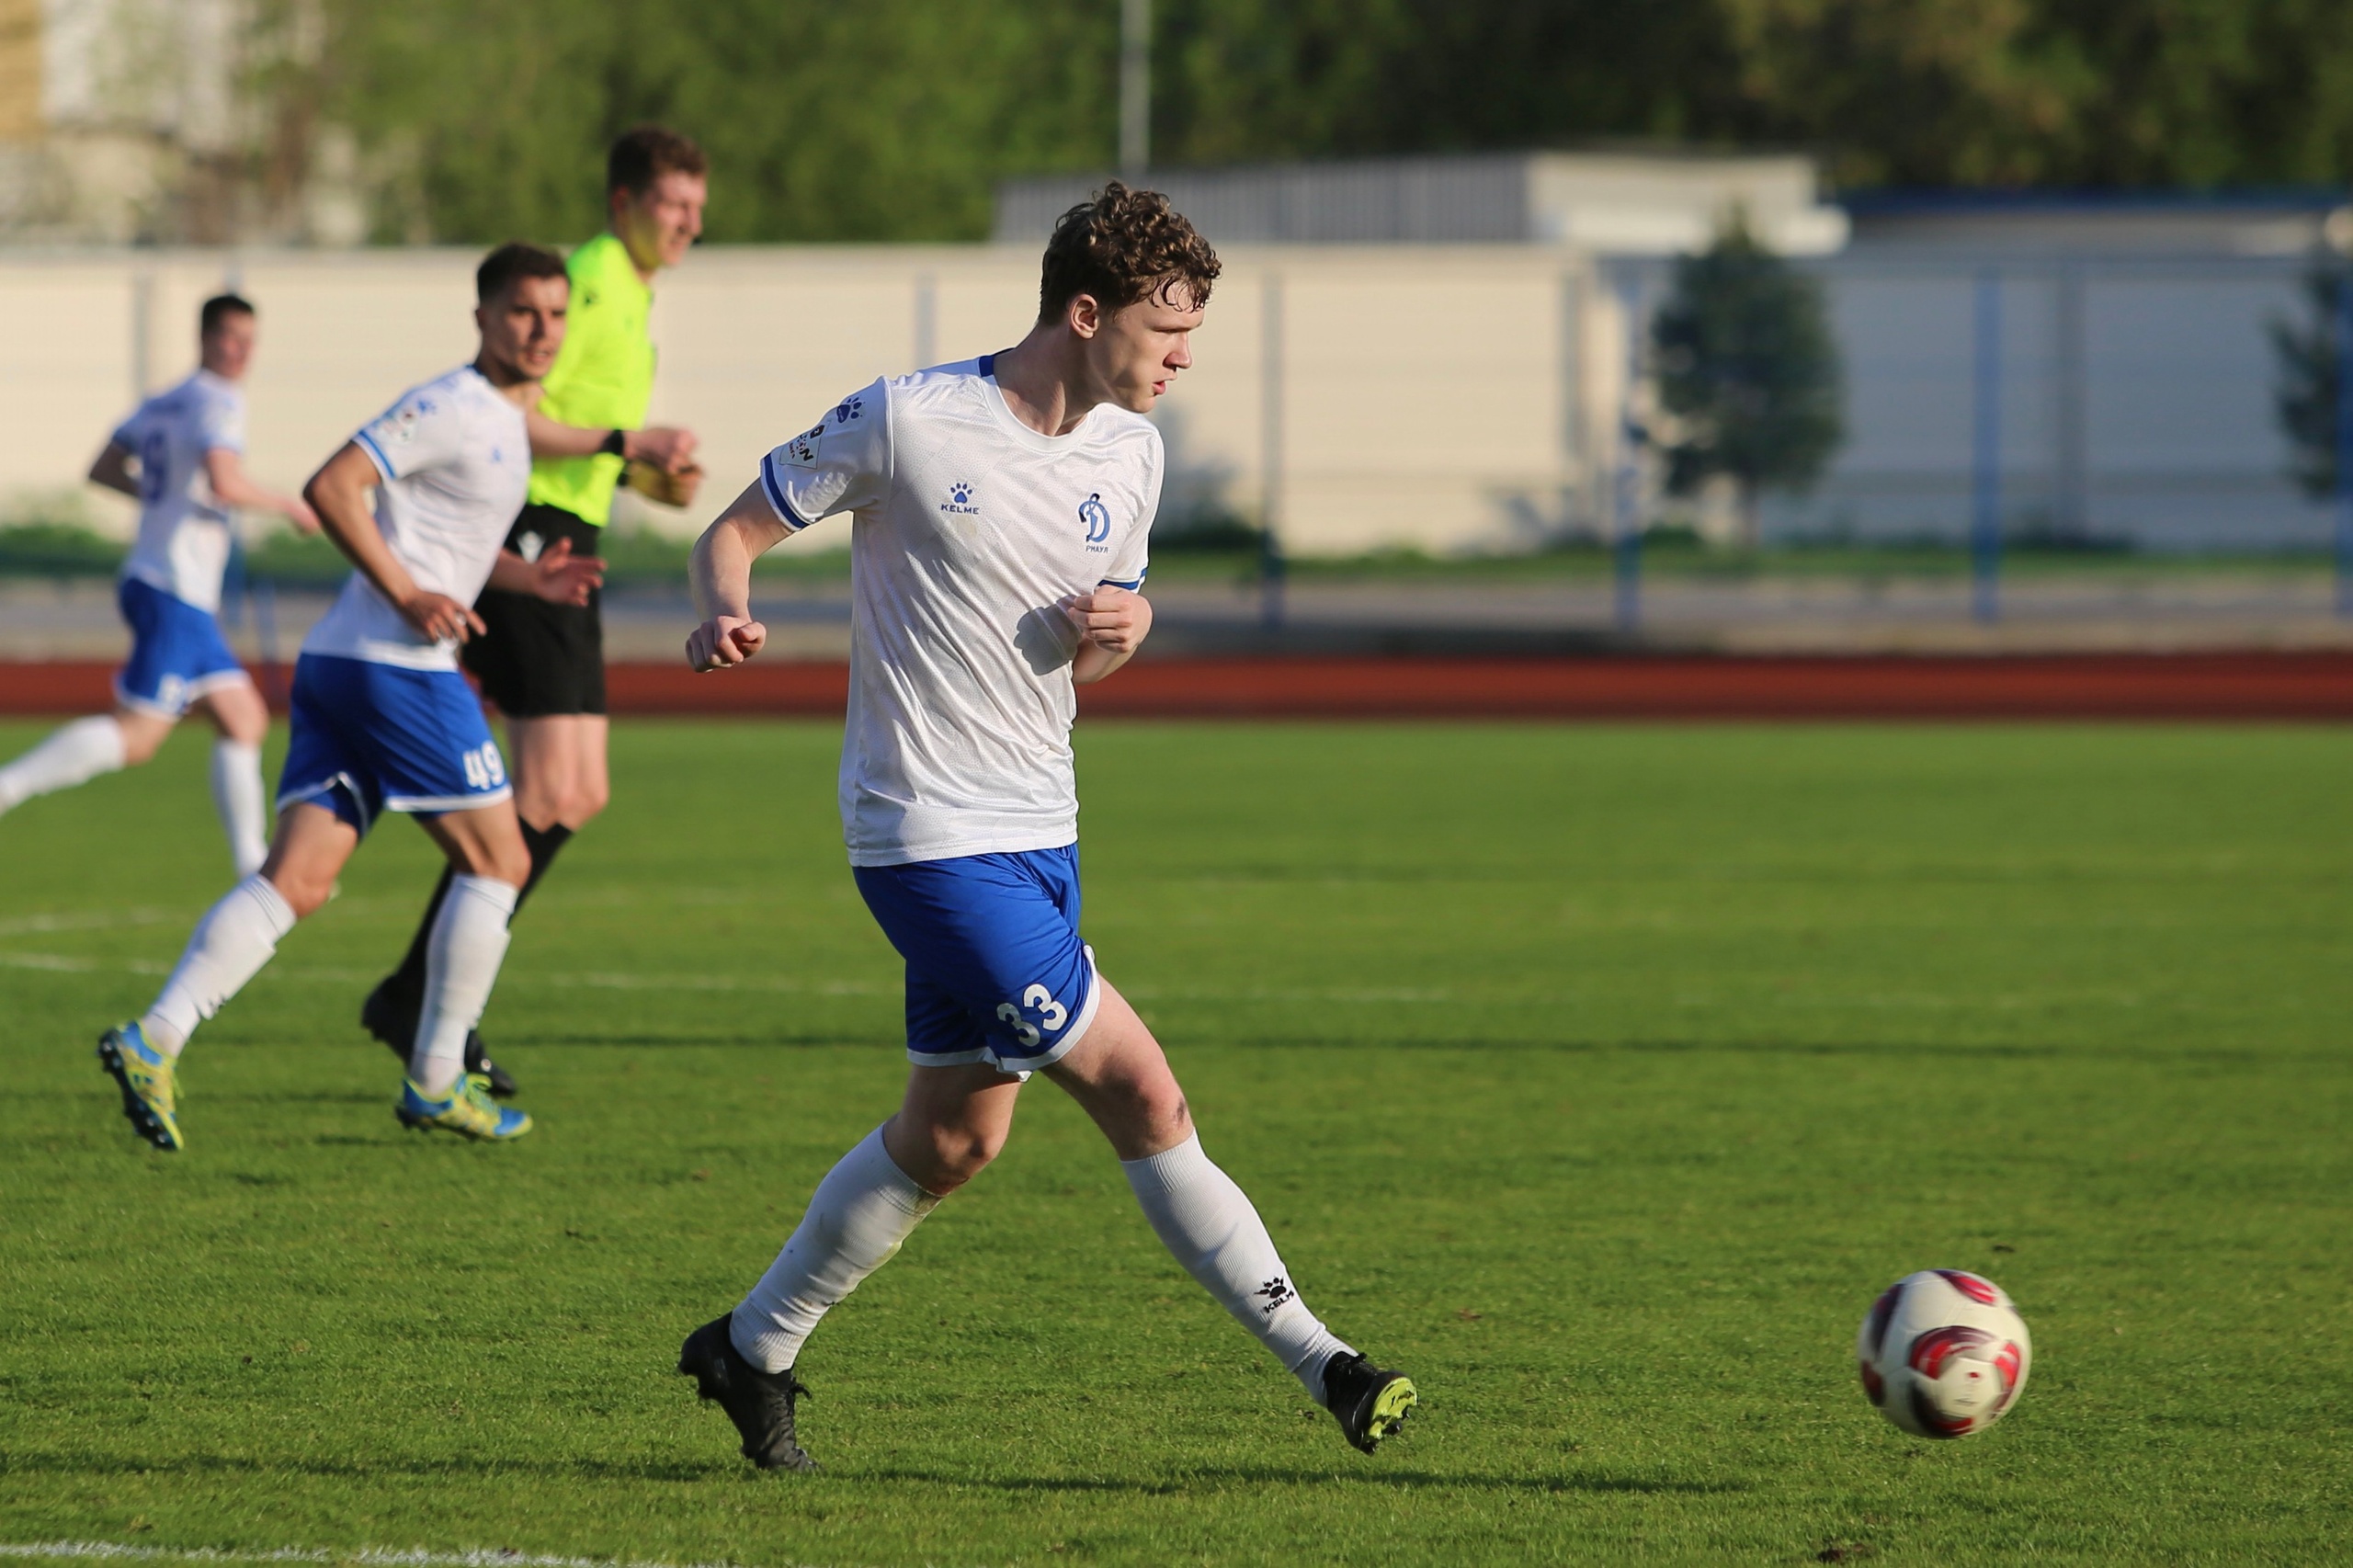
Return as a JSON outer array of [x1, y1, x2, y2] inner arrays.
[[757, 358, 1161, 867], [113, 369, 247, 614], [302, 364, 529, 672]]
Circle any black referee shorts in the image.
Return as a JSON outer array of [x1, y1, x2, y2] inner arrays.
[[463, 502, 607, 717]]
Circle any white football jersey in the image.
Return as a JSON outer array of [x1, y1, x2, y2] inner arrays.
[[302, 365, 529, 671], [759, 358, 1160, 867], [113, 369, 247, 613]]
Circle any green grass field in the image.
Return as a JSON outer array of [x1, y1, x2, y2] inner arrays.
[[2, 718, 2348, 1565]]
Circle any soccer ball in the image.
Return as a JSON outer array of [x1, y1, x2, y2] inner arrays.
[[1856, 1269, 2031, 1438]]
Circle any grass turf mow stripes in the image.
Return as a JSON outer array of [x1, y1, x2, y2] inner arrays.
[[0, 1544, 830, 1568], [2, 719, 2347, 1564]]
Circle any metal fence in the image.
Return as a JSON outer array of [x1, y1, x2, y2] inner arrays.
[[0, 243, 2337, 565], [1758, 252, 2334, 555]]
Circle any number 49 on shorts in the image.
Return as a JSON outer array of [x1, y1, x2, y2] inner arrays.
[[460, 741, 506, 790]]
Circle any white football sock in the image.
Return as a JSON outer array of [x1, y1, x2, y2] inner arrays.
[[0, 715, 126, 812], [139, 873, 298, 1057], [209, 738, 270, 877], [732, 1124, 942, 1372], [410, 874, 517, 1096], [1123, 1132, 1353, 1404]]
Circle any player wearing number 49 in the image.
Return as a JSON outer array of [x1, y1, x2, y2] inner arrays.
[[676, 184, 1417, 1469], [97, 244, 612, 1153]]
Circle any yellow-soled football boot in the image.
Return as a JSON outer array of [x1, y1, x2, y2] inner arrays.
[[97, 1022, 183, 1152]]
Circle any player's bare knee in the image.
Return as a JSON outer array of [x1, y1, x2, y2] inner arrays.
[[1127, 1082, 1192, 1150], [114, 721, 162, 767], [916, 1121, 1005, 1193], [262, 864, 330, 920], [439, 830, 529, 888], [481, 839, 531, 888]]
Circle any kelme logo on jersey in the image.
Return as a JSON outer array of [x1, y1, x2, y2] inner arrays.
[[941, 482, 979, 516], [1079, 492, 1112, 545], [835, 394, 866, 425]]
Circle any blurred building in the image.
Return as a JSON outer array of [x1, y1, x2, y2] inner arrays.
[[0, 0, 362, 245], [997, 151, 1849, 256]]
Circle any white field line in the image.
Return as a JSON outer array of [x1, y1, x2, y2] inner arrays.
[[0, 1543, 932, 1568], [0, 951, 1463, 1006], [0, 952, 166, 975], [0, 909, 178, 938]]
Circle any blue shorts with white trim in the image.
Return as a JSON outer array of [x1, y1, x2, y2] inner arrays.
[[114, 576, 249, 718], [853, 846, 1100, 1074], [277, 653, 510, 834]]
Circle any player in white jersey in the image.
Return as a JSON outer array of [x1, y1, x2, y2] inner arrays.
[[674, 186, 1417, 1468], [0, 295, 317, 874], [96, 244, 607, 1153]]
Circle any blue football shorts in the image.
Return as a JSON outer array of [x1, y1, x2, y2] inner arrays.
[[853, 845, 1103, 1075], [276, 653, 511, 834], [114, 576, 251, 718]]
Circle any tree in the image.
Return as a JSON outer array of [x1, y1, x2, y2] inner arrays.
[[1649, 219, 1843, 545], [318, 0, 1116, 244], [166, 1, 2353, 245], [2270, 255, 2353, 500]]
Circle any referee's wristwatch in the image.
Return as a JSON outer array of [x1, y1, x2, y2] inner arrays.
[[599, 427, 629, 458]]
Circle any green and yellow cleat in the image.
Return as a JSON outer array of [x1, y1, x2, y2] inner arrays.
[[97, 1022, 183, 1152], [396, 1073, 533, 1141], [1322, 1350, 1417, 1454]]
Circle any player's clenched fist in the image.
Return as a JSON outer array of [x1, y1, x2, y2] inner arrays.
[[1064, 585, 1152, 655], [687, 615, 767, 672]]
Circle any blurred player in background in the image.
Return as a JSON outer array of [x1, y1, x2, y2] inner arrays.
[[674, 186, 1416, 1470], [96, 244, 614, 1153], [358, 126, 708, 1098], [0, 295, 317, 873]]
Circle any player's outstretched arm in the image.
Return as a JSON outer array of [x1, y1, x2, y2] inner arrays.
[[685, 480, 788, 672], [203, 449, 320, 532], [1067, 585, 1154, 685], [87, 439, 140, 499], [304, 442, 483, 645], [525, 409, 699, 472]]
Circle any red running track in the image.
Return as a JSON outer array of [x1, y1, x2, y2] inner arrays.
[[5, 654, 2353, 720]]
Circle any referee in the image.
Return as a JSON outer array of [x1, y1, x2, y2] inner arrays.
[[362, 126, 709, 1094]]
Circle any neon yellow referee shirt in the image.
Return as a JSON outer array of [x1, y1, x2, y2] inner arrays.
[[528, 232, 655, 528]]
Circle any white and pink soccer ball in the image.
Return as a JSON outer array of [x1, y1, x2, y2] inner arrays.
[[1856, 1269, 2032, 1438]]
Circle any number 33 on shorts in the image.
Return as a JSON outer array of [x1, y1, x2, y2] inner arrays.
[[996, 984, 1068, 1048]]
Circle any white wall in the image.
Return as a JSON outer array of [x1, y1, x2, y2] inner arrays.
[[1764, 254, 2332, 551], [0, 244, 1599, 557], [1, 243, 2322, 559]]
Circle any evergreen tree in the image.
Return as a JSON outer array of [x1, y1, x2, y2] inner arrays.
[[2271, 256, 2353, 499], [1650, 220, 1843, 544]]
